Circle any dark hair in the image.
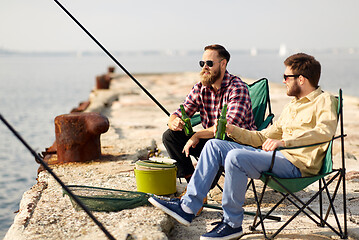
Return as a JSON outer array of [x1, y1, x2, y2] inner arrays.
[[284, 53, 321, 87], [204, 44, 230, 64]]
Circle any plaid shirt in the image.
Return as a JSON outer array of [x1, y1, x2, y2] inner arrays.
[[174, 71, 256, 130]]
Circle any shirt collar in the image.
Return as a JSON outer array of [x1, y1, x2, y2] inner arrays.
[[293, 86, 322, 103], [221, 70, 231, 88]]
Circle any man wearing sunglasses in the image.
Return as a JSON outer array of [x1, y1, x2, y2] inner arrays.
[[162, 44, 256, 184], [150, 53, 338, 239]]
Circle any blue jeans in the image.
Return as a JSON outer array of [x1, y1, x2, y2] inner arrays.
[[181, 139, 301, 228]]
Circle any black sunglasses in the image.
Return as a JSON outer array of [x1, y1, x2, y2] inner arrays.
[[283, 74, 300, 80], [199, 59, 224, 68]]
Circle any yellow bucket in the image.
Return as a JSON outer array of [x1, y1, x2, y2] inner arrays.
[[134, 160, 177, 195]]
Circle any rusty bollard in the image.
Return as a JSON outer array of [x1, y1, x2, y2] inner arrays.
[[54, 112, 109, 163], [108, 66, 115, 73], [96, 66, 115, 89], [96, 74, 110, 89]]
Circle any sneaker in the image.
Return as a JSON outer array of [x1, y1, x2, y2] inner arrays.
[[148, 197, 195, 226], [200, 221, 243, 240], [176, 187, 208, 216]]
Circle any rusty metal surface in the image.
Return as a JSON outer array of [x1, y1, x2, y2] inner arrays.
[[54, 112, 109, 163]]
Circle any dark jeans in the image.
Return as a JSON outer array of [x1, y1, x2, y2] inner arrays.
[[162, 129, 208, 178]]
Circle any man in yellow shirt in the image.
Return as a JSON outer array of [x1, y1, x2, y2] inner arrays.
[[149, 53, 338, 240]]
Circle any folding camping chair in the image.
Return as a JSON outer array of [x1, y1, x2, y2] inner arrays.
[[247, 78, 274, 131], [189, 78, 275, 191], [249, 89, 347, 239]]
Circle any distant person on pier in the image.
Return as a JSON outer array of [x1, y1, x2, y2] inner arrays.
[[162, 44, 256, 184]]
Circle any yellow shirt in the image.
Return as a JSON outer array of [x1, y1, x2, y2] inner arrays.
[[228, 87, 338, 177]]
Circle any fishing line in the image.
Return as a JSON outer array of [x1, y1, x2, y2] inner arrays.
[[53, 0, 170, 117], [0, 114, 116, 240]]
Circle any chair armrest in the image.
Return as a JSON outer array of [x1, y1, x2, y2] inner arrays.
[[276, 135, 345, 151], [268, 134, 345, 172]]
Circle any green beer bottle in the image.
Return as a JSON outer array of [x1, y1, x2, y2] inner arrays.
[[180, 104, 193, 136], [215, 104, 228, 140]]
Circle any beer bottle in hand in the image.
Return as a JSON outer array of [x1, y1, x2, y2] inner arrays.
[[180, 104, 193, 136], [215, 104, 227, 140]]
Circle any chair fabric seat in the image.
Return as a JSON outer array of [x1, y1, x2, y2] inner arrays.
[[260, 171, 331, 193], [260, 140, 334, 194]]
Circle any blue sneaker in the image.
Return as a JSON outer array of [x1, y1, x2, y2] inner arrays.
[[200, 221, 243, 240], [148, 196, 195, 226]]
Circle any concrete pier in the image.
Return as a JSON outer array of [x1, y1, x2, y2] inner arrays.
[[4, 72, 359, 240]]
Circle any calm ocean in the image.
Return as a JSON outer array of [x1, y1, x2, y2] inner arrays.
[[0, 50, 358, 238]]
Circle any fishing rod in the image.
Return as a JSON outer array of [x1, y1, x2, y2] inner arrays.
[[53, 0, 170, 117], [0, 114, 116, 240]]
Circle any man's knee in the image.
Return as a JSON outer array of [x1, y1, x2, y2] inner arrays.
[[225, 149, 238, 165], [224, 149, 250, 171], [225, 149, 265, 179], [163, 129, 187, 142], [162, 129, 172, 144], [203, 139, 223, 151]]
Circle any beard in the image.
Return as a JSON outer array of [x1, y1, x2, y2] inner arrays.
[[200, 67, 222, 87], [286, 79, 301, 97]]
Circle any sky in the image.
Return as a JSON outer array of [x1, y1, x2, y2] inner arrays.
[[1, 0, 359, 53]]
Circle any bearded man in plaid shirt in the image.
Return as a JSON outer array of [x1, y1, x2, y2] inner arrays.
[[163, 44, 256, 183]]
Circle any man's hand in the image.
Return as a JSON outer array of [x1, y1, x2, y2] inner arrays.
[[226, 123, 235, 135], [182, 134, 200, 157], [168, 115, 184, 131], [262, 139, 284, 151], [213, 119, 235, 136]]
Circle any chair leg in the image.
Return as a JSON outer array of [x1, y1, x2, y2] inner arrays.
[[269, 172, 345, 239], [246, 179, 252, 191], [271, 178, 324, 225], [319, 179, 324, 227], [252, 193, 286, 230], [324, 173, 342, 221], [251, 170, 346, 239], [339, 97, 348, 238], [215, 183, 223, 192], [322, 177, 345, 237], [277, 191, 321, 225], [341, 168, 348, 238], [250, 179, 268, 239], [268, 191, 328, 239]]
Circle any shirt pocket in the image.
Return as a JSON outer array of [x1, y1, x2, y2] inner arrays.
[[283, 109, 314, 136], [297, 113, 314, 125], [292, 109, 315, 135]]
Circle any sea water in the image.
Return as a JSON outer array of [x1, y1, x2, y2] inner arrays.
[[0, 50, 358, 238]]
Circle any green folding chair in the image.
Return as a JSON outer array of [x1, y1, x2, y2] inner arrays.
[[189, 78, 274, 192], [249, 89, 347, 239], [190, 78, 274, 130], [247, 78, 274, 131]]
